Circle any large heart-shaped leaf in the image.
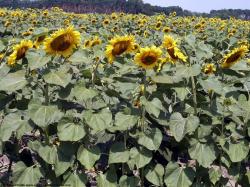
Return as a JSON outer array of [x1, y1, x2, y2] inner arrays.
[[164, 162, 195, 187], [0, 70, 27, 92]]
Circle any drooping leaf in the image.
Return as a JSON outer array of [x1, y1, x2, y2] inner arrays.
[[110, 112, 139, 131], [57, 119, 86, 141], [26, 49, 51, 70], [188, 139, 217, 168], [128, 147, 152, 169], [164, 162, 195, 187], [169, 113, 199, 142], [145, 164, 164, 186], [64, 172, 87, 187], [109, 142, 129, 164], [38, 145, 58, 164], [138, 128, 163, 151], [97, 167, 117, 187], [140, 97, 164, 118], [0, 113, 28, 141], [12, 162, 43, 186], [0, 70, 27, 92], [77, 145, 101, 170], [119, 175, 140, 187], [209, 167, 222, 185], [28, 101, 63, 128], [224, 141, 249, 163], [83, 109, 112, 132], [44, 70, 72, 88]]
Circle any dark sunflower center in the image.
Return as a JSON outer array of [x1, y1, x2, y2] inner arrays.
[[16, 46, 28, 60], [37, 35, 46, 43], [142, 54, 157, 65], [112, 41, 129, 56], [225, 51, 242, 64], [50, 34, 72, 51], [167, 48, 178, 60]]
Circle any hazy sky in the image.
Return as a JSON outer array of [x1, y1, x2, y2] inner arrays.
[[143, 0, 250, 13]]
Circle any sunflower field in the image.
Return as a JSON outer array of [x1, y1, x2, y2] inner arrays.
[[0, 7, 250, 187]]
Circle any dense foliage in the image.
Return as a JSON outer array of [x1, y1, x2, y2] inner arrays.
[[0, 0, 250, 20], [0, 7, 250, 187]]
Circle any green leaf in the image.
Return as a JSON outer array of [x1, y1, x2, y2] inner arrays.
[[83, 109, 112, 132], [110, 112, 139, 131], [138, 128, 162, 151], [164, 162, 195, 187], [71, 85, 98, 103], [141, 97, 164, 118], [169, 113, 186, 142], [57, 119, 86, 141], [224, 141, 249, 162], [97, 167, 117, 187], [128, 147, 152, 169], [68, 49, 91, 65], [12, 162, 43, 186], [54, 142, 76, 177], [152, 74, 182, 84], [64, 172, 87, 187], [145, 164, 164, 186], [28, 101, 63, 128], [38, 145, 57, 164], [119, 175, 140, 187], [0, 63, 10, 77], [44, 70, 72, 88], [176, 64, 201, 78], [169, 113, 199, 142], [0, 70, 27, 92], [77, 145, 100, 170], [198, 78, 223, 95], [209, 167, 222, 185], [174, 87, 189, 101], [26, 49, 51, 70], [0, 113, 28, 141], [188, 139, 217, 168], [109, 142, 129, 164], [0, 140, 3, 155]]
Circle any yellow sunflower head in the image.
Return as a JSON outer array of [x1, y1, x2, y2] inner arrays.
[[8, 40, 33, 66], [203, 63, 216, 75], [167, 46, 187, 63], [90, 36, 102, 48], [34, 35, 47, 49], [221, 45, 249, 68], [105, 35, 135, 64], [162, 35, 177, 49], [44, 26, 81, 57], [134, 46, 162, 69]]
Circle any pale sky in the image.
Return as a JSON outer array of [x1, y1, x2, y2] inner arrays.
[[143, 0, 250, 13]]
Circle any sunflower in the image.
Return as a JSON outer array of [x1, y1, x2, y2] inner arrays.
[[162, 26, 171, 33], [103, 19, 110, 26], [134, 46, 162, 69], [162, 35, 187, 63], [221, 45, 248, 68], [90, 36, 102, 48], [34, 35, 47, 49], [8, 40, 33, 66], [203, 63, 216, 74], [44, 26, 81, 57], [83, 39, 91, 48], [105, 35, 135, 63]]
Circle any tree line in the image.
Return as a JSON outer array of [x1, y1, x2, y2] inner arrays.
[[0, 0, 249, 20]]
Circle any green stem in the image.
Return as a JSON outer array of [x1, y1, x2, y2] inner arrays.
[[91, 59, 100, 87], [191, 76, 198, 115], [44, 83, 49, 105], [141, 70, 147, 132]]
